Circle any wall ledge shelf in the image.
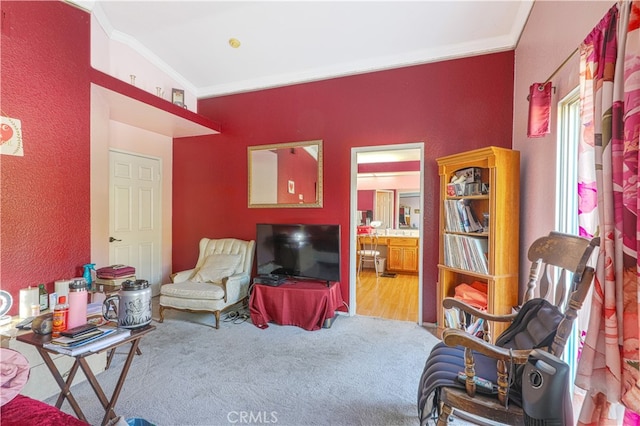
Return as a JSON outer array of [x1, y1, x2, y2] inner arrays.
[[90, 68, 221, 138]]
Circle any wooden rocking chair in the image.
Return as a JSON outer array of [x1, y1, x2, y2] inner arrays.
[[417, 232, 600, 425]]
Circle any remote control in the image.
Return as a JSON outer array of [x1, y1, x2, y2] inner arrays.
[[16, 316, 35, 329]]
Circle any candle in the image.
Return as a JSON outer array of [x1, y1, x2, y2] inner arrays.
[[54, 279, 72, 301], [19, 287, 39, 318]]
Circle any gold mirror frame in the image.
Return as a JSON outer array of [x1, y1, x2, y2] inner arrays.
[[248, 140, 323, 208]]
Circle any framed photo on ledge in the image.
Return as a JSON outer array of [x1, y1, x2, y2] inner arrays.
[[172, 88, 184, 107]]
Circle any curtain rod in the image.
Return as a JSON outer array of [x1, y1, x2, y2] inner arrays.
[[544, 47, 579, 84], [528, 47, 579, 100]]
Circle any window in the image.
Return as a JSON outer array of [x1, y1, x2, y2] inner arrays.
[[556, 88, 580, 236], [556, 87, 582, 384]]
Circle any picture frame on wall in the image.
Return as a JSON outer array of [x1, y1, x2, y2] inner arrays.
[[172, 88, 185, 107]]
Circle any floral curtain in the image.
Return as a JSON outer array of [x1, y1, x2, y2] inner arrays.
[[575, 1, 640, 424]]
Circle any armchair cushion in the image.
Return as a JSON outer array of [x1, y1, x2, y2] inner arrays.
[[161, 281, 226, 300], [192, 253, 242, 283]]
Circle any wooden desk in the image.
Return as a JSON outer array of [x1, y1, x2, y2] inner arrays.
[[357, 235, 419, 273], [17, 325, 155, 426], [249, 280, 343, 331]]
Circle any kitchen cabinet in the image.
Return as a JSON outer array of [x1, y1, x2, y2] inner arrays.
[[387, 237, 419, 273], [356, 235, 420, 274]]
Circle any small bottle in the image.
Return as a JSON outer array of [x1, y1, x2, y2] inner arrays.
[[83, 263, 96, 290], [67, 279, 88, 329], [52, 296, 69, 337], [38, 283, 48, 311], [30, 303, 40, 317]]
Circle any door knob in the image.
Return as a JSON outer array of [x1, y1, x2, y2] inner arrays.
[[109, 237, 122, 242]]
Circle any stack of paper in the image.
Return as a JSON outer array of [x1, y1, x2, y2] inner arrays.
[[44, 327, 131, 356], [87, 303, 103, 316], [50, 328, 110, 348]]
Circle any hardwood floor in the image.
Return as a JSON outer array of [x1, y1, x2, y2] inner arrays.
[[356, 269, 419, 322]]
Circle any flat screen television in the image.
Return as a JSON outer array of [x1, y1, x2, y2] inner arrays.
[[256, 223, 341, 283]]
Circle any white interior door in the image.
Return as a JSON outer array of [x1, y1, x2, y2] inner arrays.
[[375, 190, 393, 229], [109, 151, 162, 291]]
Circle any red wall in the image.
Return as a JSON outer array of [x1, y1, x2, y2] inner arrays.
[[177, 52, 515, 323], [1, 1, 91, 316]]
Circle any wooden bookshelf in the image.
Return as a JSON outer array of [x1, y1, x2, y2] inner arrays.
[[436, 146, 520, 341]]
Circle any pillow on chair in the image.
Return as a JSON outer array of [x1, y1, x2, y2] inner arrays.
[[192, 254, 242, 283]]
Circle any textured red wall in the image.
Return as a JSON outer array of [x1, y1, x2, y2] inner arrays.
[[177, 52, 515, 323], [1, 2, 91, 315]]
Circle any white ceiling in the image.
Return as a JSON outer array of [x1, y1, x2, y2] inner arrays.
[[73, 0, 533, 98]]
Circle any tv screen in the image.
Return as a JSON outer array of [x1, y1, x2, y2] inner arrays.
[[256, 223, 341, 283]]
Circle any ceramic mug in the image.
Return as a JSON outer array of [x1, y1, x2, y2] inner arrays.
[[102, 279, 152, 329]]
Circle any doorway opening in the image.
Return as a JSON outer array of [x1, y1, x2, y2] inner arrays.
[[349, 143, 424, 323]]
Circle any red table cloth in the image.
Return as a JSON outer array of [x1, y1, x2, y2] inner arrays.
[[249, 280, 343, 331]]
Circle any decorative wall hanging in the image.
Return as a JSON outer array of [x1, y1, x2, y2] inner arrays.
[[172, 88, 184, 107], [1, 116, 23, 156], [527, 82, 553, 138]]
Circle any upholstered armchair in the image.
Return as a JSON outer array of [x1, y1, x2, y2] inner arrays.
[[159, 237, 255, 329]]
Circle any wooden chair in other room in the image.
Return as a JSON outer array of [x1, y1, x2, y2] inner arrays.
[[417, 232, 600, 426], [357, 233, 382, 277]]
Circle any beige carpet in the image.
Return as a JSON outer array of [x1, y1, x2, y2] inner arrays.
[[46, 301, 439, 426]]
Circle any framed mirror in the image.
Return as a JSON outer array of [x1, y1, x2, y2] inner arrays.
[[398, 191, 420, 229], [248, 140, 323, 208]]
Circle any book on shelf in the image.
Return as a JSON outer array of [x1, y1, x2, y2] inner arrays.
[[44, 327, 131, 356], [444, 199, 483, 233], [444, 307, 485, 338], [464, 205, 482, 232], [444, 234, 489, 274], [466, 317, 485, 337], [458, 200, 473, 232], [444, 308, 461, 329]]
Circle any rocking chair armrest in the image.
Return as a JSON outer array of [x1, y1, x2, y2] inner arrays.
[[442, 328, 532, 364], [442, 328, 532, 405], [442, 298, 518, 323]]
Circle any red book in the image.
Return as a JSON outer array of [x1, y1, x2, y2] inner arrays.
[[96, 265, 136, 279]]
